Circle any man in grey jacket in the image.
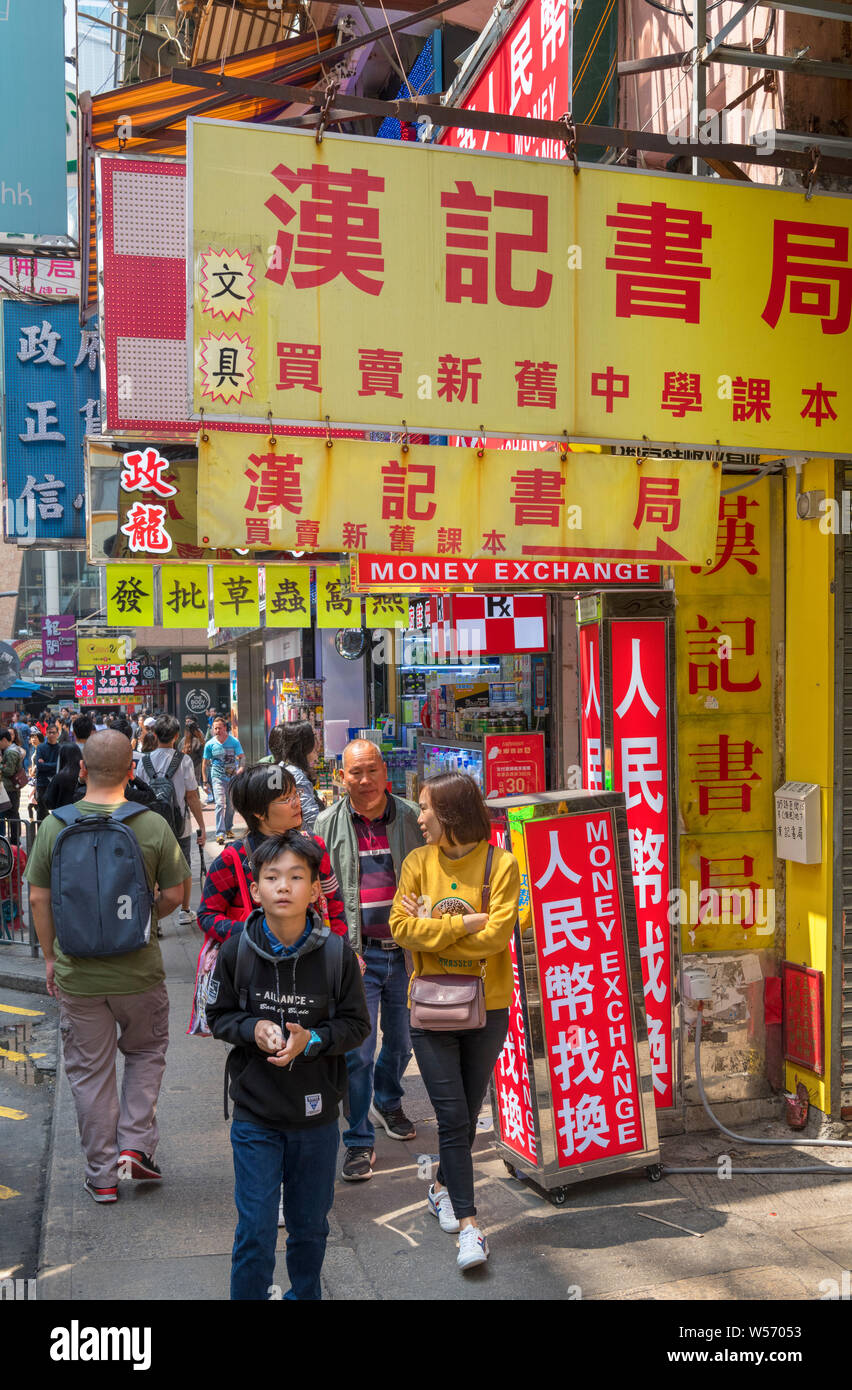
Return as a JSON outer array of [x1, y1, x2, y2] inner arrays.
[[315, 739, 423, 1181]]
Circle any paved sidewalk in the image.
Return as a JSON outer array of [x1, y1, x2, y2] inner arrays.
[[6, 827, 852, 1301]]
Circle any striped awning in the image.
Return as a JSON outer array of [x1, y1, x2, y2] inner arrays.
[[81, 29, 337, 317]]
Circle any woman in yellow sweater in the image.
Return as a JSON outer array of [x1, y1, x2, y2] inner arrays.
[[389, 772, 520, 1272]]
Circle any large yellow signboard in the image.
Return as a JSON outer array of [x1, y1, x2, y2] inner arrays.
[[197, 436, 720, 563], [675, 476, 780, 953], [189, 121, 851, 452]]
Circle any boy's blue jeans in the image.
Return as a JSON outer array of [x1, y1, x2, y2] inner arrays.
[[230, 1117, 339, 1301]]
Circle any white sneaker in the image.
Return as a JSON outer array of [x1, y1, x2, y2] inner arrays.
[[427, 1184, 459, 1233], [179, 909, 196, 926], [457, 1225, 488, 1271]]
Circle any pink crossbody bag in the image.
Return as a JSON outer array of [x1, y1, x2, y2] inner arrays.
[[408, 845, 494, 1032]]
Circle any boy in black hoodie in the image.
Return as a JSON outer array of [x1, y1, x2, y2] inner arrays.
[[207, 831, 369, 1301]]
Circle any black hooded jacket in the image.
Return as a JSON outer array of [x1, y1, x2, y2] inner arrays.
[[207, 906, 370, 1131]]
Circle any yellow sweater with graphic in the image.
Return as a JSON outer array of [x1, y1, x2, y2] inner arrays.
[[389, 842, 521, 1010]]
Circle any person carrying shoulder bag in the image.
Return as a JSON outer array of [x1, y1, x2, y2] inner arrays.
[[389, 772, 520, 1274]]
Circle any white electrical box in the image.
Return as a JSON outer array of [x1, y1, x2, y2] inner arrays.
[[774, 781, 821, 864]]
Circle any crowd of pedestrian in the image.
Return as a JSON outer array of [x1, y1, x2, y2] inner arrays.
[[15, 709, 522, 1301]]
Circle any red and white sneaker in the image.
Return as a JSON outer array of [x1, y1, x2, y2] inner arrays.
[[118, 1150, 162, 1181], [84, 1178, 118, 1204], [457, 1225, 489, 1270]]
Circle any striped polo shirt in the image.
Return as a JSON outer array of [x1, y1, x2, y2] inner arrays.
[[351, 796, 397, 941]]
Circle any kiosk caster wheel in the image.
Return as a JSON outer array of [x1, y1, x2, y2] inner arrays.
[[646, 1163, 663, 1183], [503, 1160, 518, 1179], [551, 1187, 569, 1207]]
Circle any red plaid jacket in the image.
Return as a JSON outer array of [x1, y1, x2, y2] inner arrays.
[[196, 832, 346, 943]]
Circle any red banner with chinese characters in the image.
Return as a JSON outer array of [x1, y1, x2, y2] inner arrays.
[[610, 620, 673, 1109], [493, 927, 539, 1165], [440, 0, 570, 162], [484, 732, 546, 798], [579, 624, 602, 791], [524, 812, 646, 1167]]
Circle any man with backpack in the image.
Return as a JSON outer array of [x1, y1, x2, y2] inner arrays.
[[25, 731, 190, 1204], [207, 831, 369, 1300], [135, 714, 206, 927]]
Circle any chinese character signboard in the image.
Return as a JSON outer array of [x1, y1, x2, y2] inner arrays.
[[607, 618, 674, 1110], [675, 477, 780, 952], [782, 962, 824, 1076], [0, 256, 78, 297], [106, 566, 155, 628], [578, 621, 603, 791], [265, 565, 311, 628], [197, 435, 719, 563], [2, 302, 100, 542], [95, 663, 141, 699], [488, 791, 659, 1188], [493, 926, 539, 1166], [189, 121, 851, 451], [41, 615, 76, 674], [161, 564, 209, 629], [212, 567, 260, 630], [0, 0, 67, 240], [316, 566, 359, 629], [440, 0, 571, 163]]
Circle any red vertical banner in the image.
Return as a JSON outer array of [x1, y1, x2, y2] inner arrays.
[[578, 624, 603, 791], [524, 813, 646, 1168], [493, 929, 539, 1165], [610, 621, 673, 1109]]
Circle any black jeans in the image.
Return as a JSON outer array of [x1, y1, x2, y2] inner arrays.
[[411, 1008, 509, 1220]]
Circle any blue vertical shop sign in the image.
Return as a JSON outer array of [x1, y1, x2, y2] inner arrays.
[[0, 0, 68, 237], [2, 301, 100, 542]]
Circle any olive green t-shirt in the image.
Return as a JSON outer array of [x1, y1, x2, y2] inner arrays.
[[24, 800, 190, 997]]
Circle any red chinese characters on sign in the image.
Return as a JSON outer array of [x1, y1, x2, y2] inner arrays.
[[610, 621, 673, 1109], [494, 928, 538, 1164], [441, 182, 553, 308], [605, 202, 712, 324], [525, 813, 645, 1167], [244, 452, 303, 515], [380, 459, 437, 521], [762, 221, 852, 336], [120, 447, 177, 498], [265, 164, 385, 296], [579, 624, 602, 791]]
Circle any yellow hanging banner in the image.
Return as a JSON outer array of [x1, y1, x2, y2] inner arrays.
[[212, 567, 259, 629], [160, 565, 209, 629], [265, 566, 311, 628], [190, 120, 852, 453], [316, 566, 361, 629], [197, 435, 720, 564], [106, 566, 154, 627], [364, 594, 407, 629]]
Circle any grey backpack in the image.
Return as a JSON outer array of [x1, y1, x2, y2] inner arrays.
[[49, 802, 155, 958]]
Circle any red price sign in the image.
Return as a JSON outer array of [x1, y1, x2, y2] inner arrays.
[[484, 732, 546, 798], [525, 812, 646, 1168]]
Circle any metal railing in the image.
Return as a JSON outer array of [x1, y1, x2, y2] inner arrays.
[[0, 816, 39, 957]]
